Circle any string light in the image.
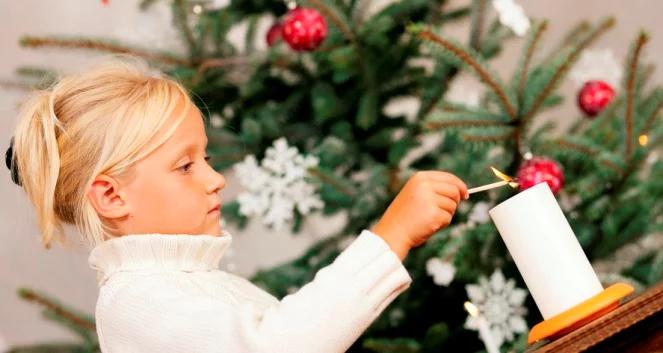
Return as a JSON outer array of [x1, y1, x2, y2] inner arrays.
[[523, 151, 533, 160], [639, 134, 649, 146]]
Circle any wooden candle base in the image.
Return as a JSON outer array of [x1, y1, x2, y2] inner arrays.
[[528, 283, 635, 344]]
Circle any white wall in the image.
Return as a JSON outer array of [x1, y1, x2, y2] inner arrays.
[[1, 0, 662, 347]]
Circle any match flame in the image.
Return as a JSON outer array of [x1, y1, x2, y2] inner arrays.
[[490, 166, 519, 188], [464, 301, 479, 317]]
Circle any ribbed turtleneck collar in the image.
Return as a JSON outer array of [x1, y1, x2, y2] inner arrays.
[[88, 231, 232, 286]]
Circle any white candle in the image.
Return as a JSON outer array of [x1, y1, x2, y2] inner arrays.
[[488, 182, 603, 319]]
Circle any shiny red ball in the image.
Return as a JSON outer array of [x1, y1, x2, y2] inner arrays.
[[281, 7, 327, 51], [266, 22, 282, 47], [516, 157, 564, 194], [577, 80, 615, 117]]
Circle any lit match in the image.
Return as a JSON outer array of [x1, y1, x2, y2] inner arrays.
[[467, 167, 519, 195]]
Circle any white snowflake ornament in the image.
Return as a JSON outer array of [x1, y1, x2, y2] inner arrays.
[[492, 0, 530, 37], [468, 201, 494, 225], [426, 257, 456, 286], [465, 269, 528, 347], [233, 138, 324, 230], [570, 48, 623, 88]]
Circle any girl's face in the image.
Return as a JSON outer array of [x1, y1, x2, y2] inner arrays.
[[110, 98, 226, 237]]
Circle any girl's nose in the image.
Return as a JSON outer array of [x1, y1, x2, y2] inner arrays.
[[207, 169, 226, 194]]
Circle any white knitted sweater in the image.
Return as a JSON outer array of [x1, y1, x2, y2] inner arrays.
[[88, 229, 412, 353]]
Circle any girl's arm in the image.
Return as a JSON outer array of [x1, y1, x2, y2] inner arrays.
[[96, 229, 411, 353]]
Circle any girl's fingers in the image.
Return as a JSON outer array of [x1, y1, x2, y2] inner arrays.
[[431, 182, 462, 203], [436, 195, 457, 214], [426, 171, 468, 199]]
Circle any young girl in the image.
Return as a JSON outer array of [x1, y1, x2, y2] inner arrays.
[[7, 57, 468, 353]]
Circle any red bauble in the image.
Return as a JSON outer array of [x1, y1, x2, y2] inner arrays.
[[266, 22, 282, 47], [516, 157, 564, 194], [281, 7, 327, 51], [577, 80, 615, 117]]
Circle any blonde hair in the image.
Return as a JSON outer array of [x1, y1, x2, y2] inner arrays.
[[11, 56, 196, 249]]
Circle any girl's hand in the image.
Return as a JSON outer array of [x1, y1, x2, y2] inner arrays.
[[370, 171, 468, 260]]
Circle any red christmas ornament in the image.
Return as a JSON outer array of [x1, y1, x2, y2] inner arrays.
[[516, 157, 564, 194], [266, 22, 282, 47], [577, 80, 615, 117], [281, 7, 327, 51]]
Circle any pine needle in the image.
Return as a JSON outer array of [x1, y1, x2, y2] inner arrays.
[[18, 288, 96, 332], [624, 32, 649, 159], [516, 20, 548, 101], [20, 36, 189, 66], [307, 0, 356, 43], [556, 138, 623, 175], [411, 26, 517, 119], [469, 0, 487, 51], [463, 130, 514, 142], [426, 119, 506, 129]]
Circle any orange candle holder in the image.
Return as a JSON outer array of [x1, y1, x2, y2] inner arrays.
[[528, 282, 634, 344]]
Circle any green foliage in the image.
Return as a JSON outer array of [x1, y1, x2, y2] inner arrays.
[[8, 288, 99, 353]]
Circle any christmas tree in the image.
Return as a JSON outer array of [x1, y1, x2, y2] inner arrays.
[[4, 0, 661, 352]]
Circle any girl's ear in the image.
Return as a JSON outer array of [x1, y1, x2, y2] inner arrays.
[[88, 174, 130, 220]]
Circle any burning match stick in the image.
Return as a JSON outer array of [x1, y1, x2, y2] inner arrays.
[[467, 167, 519, 195]]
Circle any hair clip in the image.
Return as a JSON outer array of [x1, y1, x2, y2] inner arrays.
[[5, 137, 22, 186]]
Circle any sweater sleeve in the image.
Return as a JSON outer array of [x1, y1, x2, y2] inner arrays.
[[96, 229, 412, 353]]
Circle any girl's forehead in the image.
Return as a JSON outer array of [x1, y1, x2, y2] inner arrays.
[[158, 106, 207, 156]]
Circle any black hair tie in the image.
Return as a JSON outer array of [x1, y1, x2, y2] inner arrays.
[[5, 137, 22, 186]]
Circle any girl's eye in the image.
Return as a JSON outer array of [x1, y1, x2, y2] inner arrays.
[[179, 156, 211, 173], [178, 162, 194, 173]]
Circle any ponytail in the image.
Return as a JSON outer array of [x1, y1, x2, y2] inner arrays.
[[13, 90, 68, 249]]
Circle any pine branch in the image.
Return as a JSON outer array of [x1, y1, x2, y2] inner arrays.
[[624, 32, 649, 159], [139, 0, 160, 11], [244, 14, 259, 54], [0, 80, 35, 91], [193, 56, 249, 84], [426, 119, 506, 129], [641, 98, 663, 136], [469, 0, 487, 51], [15, 66, 58, 80], [560, 21, 592, 46], [555, 138, 623, 175], [462, 129, 514, 142], [439, 6, 471, 22], [424, 109, 508, 130], [410, 26, 517, 119], [19, 36, 190, 66], [306, 0, 356, 43], [308, 167, 356, 197], [416, 61, 456, 119], [522, 17, 614, 121], [18, 288, 96, 332], [515, 20, 548, 101], [173, 0, 199, 58], [542, 21, 590, 64]]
